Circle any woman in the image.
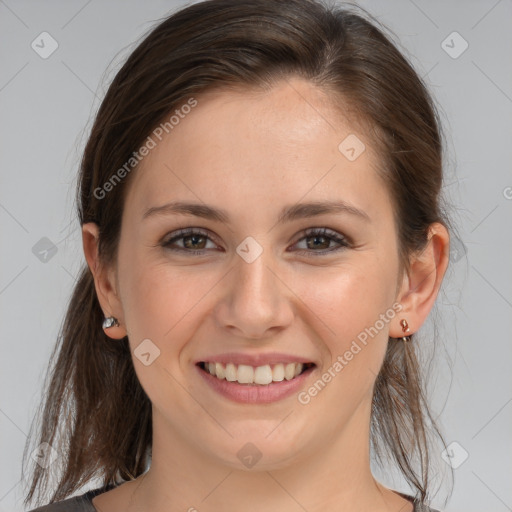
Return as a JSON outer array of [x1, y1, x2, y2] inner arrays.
[[23, 0, 455, 511]]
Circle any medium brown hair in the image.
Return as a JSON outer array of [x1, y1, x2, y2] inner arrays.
[[22, 0, 456, 507]]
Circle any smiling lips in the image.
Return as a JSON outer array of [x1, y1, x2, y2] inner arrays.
[[199, 361, 315, 385]]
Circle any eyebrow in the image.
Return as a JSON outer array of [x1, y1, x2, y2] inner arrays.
[[142, 199, 371, 224]]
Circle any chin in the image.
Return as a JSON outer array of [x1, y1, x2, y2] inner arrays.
[[203, 430, 307, 471]]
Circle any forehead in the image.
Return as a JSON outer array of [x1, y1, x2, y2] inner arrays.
[[124, 78, 390, 225]]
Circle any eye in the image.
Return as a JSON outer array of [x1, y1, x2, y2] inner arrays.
[[290, 227, 350, 257], [161, 228, 219, 255], [161, 227, 350, 257]]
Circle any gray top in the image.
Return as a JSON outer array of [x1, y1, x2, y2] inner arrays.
[[27, 485, 441, 511]]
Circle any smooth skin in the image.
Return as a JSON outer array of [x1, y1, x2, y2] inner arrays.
[[83, 77, 449, 512]]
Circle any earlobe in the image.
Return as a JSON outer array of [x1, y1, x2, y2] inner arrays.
[[82, 223, 127, 339], [390, 222, 450, 338]]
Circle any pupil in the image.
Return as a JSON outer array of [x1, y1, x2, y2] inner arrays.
[[185, 235, 204, 249], [308, 235, 328, 250]]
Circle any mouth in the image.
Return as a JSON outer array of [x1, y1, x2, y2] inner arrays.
[[196, 361, 316, 385]]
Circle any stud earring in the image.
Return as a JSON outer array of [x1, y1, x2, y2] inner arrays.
[[102, 316, 120, 329], [399, 319, 412, 342]]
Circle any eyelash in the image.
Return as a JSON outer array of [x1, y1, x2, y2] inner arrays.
[[160, 227, 350, 257]]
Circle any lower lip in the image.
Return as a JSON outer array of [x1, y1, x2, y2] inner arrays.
[[196, 364, 316, 404]]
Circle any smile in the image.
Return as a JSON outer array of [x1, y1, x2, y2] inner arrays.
[[198, 361, 315, 385], [196, 361, 317, 404]]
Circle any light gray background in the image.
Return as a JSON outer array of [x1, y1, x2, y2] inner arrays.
[[1, 1, 511, 511]]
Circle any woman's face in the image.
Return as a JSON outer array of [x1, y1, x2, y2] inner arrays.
[[110, 77, 405, 469]]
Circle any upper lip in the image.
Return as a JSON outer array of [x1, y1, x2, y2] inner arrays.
[[195, 352, 317, 367]]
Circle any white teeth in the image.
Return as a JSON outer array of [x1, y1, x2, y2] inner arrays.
[[254, 364, 273, 385], [203, 361, 310, 385], [225, 363, 237, 382], [215, 362, 225, 379], [272, 363, 285, 382], [284, 363, 296, 380], [237, 364, 254, 384]]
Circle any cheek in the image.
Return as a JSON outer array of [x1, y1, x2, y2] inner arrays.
[[119, 256, 217, 352], [118, 263, 211, 402], [293, 261, 395, 370]]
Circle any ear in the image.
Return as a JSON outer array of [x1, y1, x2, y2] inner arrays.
[[390, 222, 450, 338], [82, 222, 127, 339]]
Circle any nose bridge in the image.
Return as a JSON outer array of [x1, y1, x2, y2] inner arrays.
[[218, 238, 292, 338], [234, 241, 277, 310]]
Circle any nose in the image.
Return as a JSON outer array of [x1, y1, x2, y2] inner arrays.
[[214, 245, 294, 340]]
